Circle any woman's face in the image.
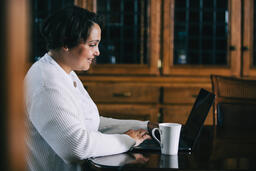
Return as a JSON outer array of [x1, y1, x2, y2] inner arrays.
[[67, 23, 101, 71]]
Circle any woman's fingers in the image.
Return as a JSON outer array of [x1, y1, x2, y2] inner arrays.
[[137, 129, 147, 136], [124, 129, 151, 146]]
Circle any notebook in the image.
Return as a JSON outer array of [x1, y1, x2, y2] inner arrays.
[[133, 88, 215, 151]]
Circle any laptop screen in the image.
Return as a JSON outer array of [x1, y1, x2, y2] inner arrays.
[[181, 88, 215, 148]]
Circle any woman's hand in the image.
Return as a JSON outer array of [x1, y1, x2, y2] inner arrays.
[[147, 122, 159, 137], [124, 129, 151, 146]]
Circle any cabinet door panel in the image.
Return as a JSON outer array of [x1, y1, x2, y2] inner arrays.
[[162, 0, 241, 77], [76, 0, 160, 75], [86, 83, 160, 103], [163, 87, 201, 104], [97, 104, 158, 122], [243, 0, 256, 77], [163, 105, 213, 125], [163, 105, 191, 124], [163, 87, 211, 104]]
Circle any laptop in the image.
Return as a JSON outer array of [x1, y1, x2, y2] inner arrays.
[[133, 88, 215, 151]]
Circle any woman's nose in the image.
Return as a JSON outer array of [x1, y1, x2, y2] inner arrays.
[[94, 47, 100, 56]]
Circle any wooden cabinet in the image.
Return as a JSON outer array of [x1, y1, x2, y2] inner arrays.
[[242, 0, 256, 77], [75, 0, 248, 77], [85, 82, 160, 122], [97, 104, 158, 122], [162, 0, 241, 77], [162, 105, 192, 124], [162, 87, 198, 124], [32, 0, 255, 125], [86, 83, 159, 103], [75, 0, 161, 75], [161, 0, 256, 78], [163, 87, 202, 104], [162, 87, 213, 125], [82, 76, 212, 124], [74, 0, 251, 125]]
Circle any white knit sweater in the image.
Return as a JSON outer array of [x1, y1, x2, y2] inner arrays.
[[25, 53, 148, 171]]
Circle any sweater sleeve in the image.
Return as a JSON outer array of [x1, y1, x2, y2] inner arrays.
[[28, 87, 135, 164], [98, 116, 149, 134]]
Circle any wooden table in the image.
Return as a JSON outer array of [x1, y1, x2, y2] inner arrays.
[[84, 126, 256, 170]]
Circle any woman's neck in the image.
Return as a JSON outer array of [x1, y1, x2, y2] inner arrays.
[[48, 50, 72, 74]]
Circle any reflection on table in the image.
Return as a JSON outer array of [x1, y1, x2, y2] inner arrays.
[[85, 126, 256, 170]]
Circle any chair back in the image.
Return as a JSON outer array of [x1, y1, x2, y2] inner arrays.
[[211, 75, 256, 139]]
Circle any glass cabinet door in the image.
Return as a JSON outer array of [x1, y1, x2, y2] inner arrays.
[[76, 0, 161, 75], [162, 0, 241, 76], [242, 0, 256, 77], [32, 0, 75, 61]]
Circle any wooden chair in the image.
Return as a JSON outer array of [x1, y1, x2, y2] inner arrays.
[[211, 75, 256, 139]]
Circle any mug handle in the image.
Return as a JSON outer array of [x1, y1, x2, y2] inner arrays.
[[152, 128, 161, 144]]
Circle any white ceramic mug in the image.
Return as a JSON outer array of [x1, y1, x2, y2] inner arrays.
[[152, 123, 182, 155]]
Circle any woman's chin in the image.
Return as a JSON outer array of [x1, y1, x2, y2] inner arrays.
[[75, 66, 90, 72], [82, 66, 90, 71]]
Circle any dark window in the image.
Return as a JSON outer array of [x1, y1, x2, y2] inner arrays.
[[96, 0, 148, 64], [174, 0, 228, 65]]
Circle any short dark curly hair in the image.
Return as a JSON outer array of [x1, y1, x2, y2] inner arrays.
[[41, 6, 104, 50]]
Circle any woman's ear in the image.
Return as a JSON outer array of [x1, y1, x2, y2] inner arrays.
[[63, 46, 69, 52]]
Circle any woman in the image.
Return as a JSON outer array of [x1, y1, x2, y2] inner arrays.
[[25, 6, 157, 171]]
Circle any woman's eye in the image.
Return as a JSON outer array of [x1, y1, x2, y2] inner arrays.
[[89, 44, 96, 47]]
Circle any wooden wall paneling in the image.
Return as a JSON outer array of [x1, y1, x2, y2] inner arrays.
[[1, 0, 29, 170]]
